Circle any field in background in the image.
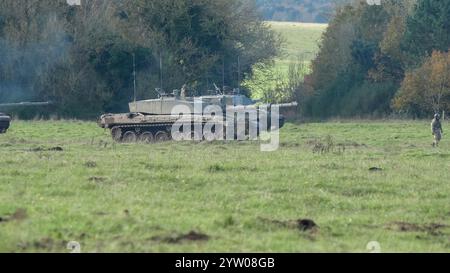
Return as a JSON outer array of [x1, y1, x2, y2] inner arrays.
[[0, 121, 449, 252], [267, 21, 327, 72], [243, 22, 326, 100]]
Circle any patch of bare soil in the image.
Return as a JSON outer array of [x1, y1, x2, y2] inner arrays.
[[151, 231, 209, 244], [297, 219, 318, 231], [307, 136, 346, 154], [259, 217, 319, 232], [84, 161, 97, 168], [32, 238, 56, 250], [29, 146, 64, 152], [386, 222, 448, 235], [280, 142, 301, 148], [338, 141, 367, 148], [17, 238, 67, 251], [88, 176, 106, 183], [0, 208, 27, 223]]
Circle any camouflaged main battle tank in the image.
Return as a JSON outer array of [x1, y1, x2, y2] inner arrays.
[[0, 102, 51, 134], [98, 88, 297, 143], [0, 112, 11, 133]]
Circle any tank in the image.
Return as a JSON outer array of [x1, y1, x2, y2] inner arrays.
[[98, 87, 297, 143], [0, 113, 11, 134], [0, 101, 52, 133]]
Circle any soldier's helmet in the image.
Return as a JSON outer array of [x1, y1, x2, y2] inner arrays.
[[434, 113, 440, 119]]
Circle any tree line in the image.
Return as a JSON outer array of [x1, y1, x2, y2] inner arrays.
[[302, 0, 450, 118], [0, 0, 280, 118]]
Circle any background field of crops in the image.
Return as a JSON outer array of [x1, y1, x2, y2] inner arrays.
[[268, 21, 327, 72]]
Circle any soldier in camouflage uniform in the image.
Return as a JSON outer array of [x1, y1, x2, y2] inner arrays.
[[431, 114, 443, 147]]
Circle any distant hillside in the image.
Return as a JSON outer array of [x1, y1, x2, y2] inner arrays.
[[257, 0, 349, 23]]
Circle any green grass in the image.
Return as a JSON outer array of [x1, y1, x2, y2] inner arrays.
[[0, 120, 449, 252], [244, 22, 327, 100], [267, 21, 327, 72]]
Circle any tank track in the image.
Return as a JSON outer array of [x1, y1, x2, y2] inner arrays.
[[106, 117, 276, 143], [108, 122, 206, 143], [0, 120, 10, 134]]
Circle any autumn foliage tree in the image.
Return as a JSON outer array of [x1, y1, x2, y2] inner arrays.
[[304, 0, 450, 118], [393, 50, 450, 115]]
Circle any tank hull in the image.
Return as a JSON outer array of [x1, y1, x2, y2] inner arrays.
[[98, 112, 285, 143], [0, 113, 11, 134]]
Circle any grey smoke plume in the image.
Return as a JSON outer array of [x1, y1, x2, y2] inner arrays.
[[0, 12, 70, 103]]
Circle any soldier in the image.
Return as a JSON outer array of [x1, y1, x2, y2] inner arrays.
[[431, 114, 443, 147], [180, 84, 188, 98]]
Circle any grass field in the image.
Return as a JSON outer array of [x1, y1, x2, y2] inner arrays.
[[243, 22, 327, 98], [267, 21, 327, 71], [0, 120, 449, 252]]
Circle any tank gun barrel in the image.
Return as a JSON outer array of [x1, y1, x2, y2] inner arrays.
[[227, 101, 298, 111], [270, 102, 298, 108], [0, 101, 52, 108]]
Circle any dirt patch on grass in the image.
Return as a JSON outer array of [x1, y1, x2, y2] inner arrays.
[[88, 176, 107, 183], [84, 161, 97, 168], [11, 208, 27, 221], [259, 217, 319, 232], [208, 164, 257, 173], [32, 238, 57, 250], [144, 163, 182, 171], [298, 219, 318, 231], [29, 146, 64, 152], [280, 142, 301, 148], [338, 141, 367, 148], [307, 136, 346, 155], [151, 231, 209, 244], [319, 162, 345, 170], [208, 164, 226, 172], [17, 237, 67, 251], [0, 208, 27, 223], [386, 222, 448, 235]]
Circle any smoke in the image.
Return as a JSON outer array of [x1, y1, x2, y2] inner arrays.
[[0, 11, 70, 104]]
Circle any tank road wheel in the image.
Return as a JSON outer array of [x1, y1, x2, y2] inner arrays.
[[154, 131, 170, 142], [139, 131, 154, 143], [111, 127, 123, 142], [122, 131, 138, 143]]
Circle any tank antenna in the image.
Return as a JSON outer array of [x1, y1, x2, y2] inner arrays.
[[237, 55, 241, 94], [222, 56, 225, 92], [160, 52, 163, 91], [133, 53, 137, 103]]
